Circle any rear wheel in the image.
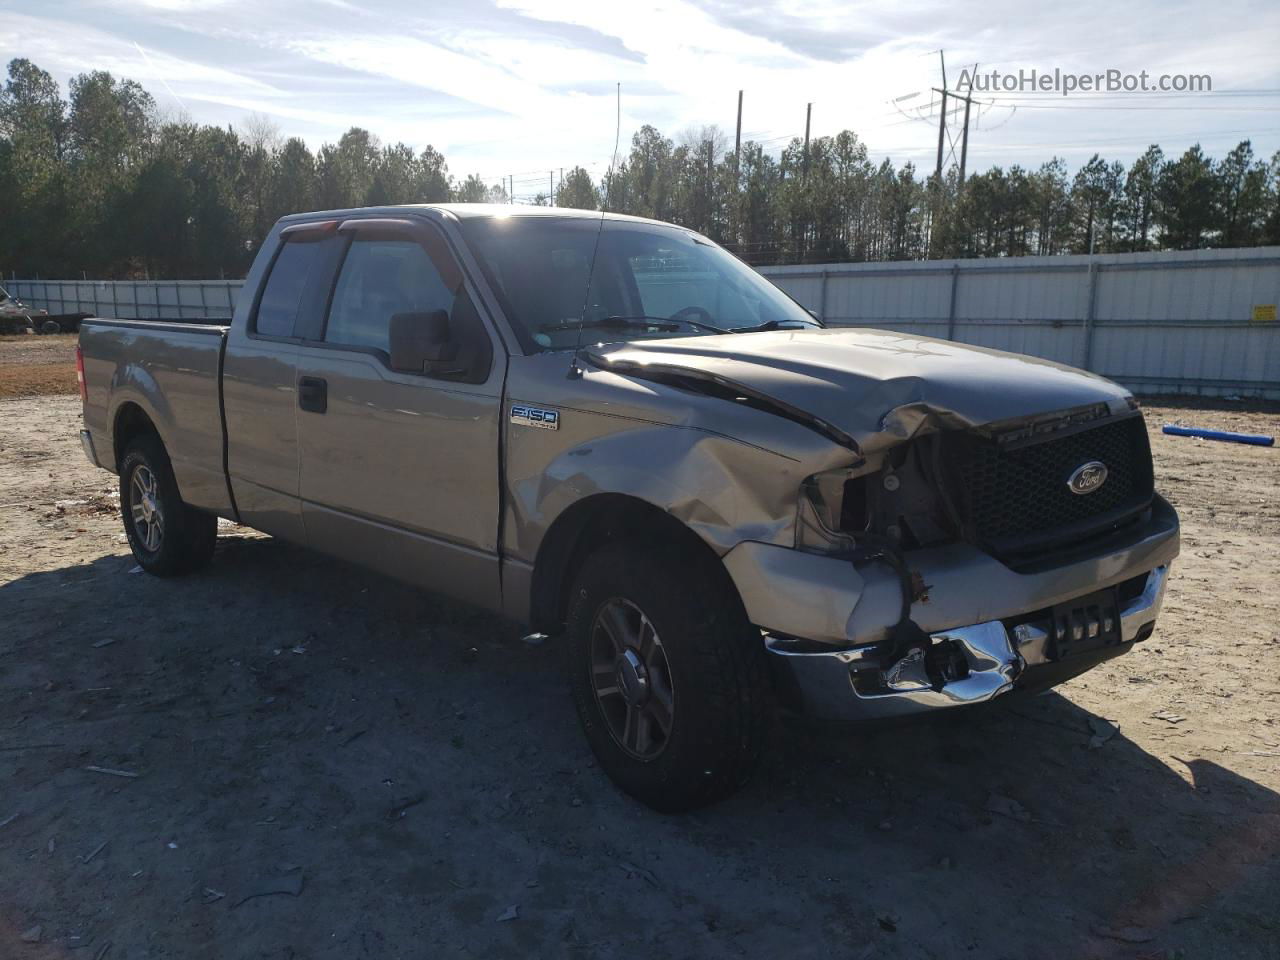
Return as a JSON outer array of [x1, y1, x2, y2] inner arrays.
[[566, 541, 772, 812], [119, 435, 217, 576]]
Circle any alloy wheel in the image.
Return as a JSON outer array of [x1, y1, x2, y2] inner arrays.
[[589, 597, 676, 759]]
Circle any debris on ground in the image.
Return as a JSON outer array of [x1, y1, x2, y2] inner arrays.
[[497, 905, 519, 922], [82, 839, 109, 863], [231, 872, 304, 908], [1089, 717, 1120, 749], [1153, 711, 1187, 724], [985, 793, 1032, 823], [20, 924, 43, 943], [83, 766, 139, 779], [617, 861, 660, 887], [387, 794, 426, 821], [1093, 924, 1155, 943]]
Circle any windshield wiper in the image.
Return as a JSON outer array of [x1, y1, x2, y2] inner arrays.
[[539, 316, 678, 334], [539, 315, 727, 335], [727, 319, 815, 334]]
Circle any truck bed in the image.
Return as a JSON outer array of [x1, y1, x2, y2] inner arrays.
[[79, 318, 233, 516]]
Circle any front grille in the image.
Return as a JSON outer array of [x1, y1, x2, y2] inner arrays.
[[948, 414, 1154, 562]]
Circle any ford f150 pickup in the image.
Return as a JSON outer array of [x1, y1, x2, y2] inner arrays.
[[77, 204, 1179, 811]]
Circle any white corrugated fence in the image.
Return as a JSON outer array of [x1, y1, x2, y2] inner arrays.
[[10, 245, 1280, 398], [760, 246, 1280, 399]]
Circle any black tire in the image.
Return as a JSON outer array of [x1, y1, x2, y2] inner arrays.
[[566, 541, 772, 812], [39, 319, 62, 335], [119, 435, 217, 576]]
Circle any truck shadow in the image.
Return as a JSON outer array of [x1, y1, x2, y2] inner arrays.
[[1, 532, 1276, 958]]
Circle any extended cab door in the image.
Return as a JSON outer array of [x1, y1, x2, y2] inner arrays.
[[293, 217, 505, 611], [223, 221, 343, 542]]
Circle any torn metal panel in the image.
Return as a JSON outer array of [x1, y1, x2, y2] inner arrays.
[[725, 496, 1178, 650], [502, 352, 860, 566]]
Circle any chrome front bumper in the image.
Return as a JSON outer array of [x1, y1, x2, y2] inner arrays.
[[766, 564, 1169, 722]]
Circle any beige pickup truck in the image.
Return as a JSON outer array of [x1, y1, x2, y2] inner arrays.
[[77, 204, 1179, 811]]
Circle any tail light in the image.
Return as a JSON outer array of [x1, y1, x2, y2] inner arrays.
[[75, 345, 87, 403]]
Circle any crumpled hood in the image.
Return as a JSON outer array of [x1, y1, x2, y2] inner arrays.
[[586, 327, 1132, 452]]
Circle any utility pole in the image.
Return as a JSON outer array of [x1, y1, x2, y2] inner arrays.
[[932, 85, 978, 183], [549, 171, 554, 206], [934, 50, 948, 184], [951, 64, 979, 186], [803, 102, 812, 180], [734, 90, 743, 179]]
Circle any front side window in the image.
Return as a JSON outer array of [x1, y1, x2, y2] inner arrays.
[[325, 239, 456, 352], [256, 240, 321, 337], [457, 216, 818, 351]]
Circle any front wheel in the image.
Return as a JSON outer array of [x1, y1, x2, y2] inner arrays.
[[119, 435, 217, 576], [566, 541, 772, 812]]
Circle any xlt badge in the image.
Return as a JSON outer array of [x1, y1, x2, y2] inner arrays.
[[510, 404, 560, 430]]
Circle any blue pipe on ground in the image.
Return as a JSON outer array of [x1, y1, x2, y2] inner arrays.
[[1161, 424, 1275, 447]]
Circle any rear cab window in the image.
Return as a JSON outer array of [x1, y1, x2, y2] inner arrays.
[[254, 240, 323, 338]]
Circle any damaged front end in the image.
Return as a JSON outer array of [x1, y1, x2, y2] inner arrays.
[[762, 564, 1170, 721], [582, 332, 1179, 722], [729, 402, 1177, 722]]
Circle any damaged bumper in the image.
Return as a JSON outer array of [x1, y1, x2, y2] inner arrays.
[[724, 496, 1178, 722]]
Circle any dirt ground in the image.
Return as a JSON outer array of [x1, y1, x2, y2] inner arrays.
[[0, 335, 78, 399], [2, 374, 1278, 957]]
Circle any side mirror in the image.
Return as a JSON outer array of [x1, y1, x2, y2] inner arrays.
[[389, 309, 460, 374]]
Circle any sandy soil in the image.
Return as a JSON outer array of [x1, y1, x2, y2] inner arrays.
[[0, 335, 78, 399], [1, 385, 1278, 958]]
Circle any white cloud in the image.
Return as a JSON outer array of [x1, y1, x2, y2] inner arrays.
[[3, 12, 282, 100], [2, 0, 1277, 181]]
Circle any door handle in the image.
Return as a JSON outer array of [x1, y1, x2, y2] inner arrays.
[[298, 376, 327, 414]]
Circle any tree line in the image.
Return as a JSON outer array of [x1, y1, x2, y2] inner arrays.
[[2, 57, 1278, 279]]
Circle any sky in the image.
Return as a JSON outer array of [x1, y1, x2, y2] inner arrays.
[[5, 0, 1280, 199]]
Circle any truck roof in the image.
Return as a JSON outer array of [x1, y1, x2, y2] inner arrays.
[[276, 203, 678, 229]]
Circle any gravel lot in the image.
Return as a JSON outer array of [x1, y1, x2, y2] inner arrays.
[[2, 372, 1278, 957]]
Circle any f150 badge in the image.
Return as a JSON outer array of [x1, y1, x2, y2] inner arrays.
[[510, 404, 560, 430]]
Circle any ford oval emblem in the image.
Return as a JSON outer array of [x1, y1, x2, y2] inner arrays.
[[1067, 460, 1108, 495]]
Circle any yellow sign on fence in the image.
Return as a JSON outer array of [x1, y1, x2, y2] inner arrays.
[[1252, 304, 1277, 324]]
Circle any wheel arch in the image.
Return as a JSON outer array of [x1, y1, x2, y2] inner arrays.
[[112, 401, 164, 471], [528, 492, 741, 635]]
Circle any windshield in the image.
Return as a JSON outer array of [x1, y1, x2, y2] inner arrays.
[[457, 216, 819, 351]]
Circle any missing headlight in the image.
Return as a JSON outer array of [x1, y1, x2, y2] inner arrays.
[[797, 435, 961, 555]]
